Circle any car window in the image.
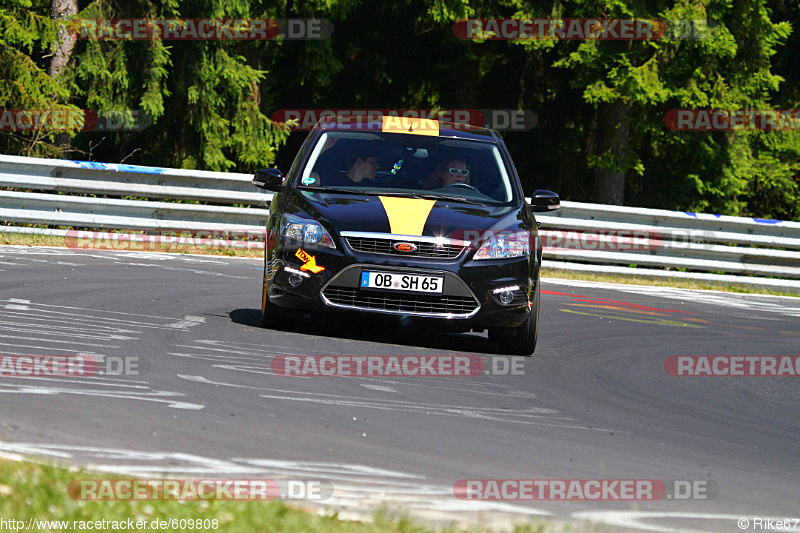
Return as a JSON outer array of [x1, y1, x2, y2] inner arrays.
[[298, 131, 518, 205]]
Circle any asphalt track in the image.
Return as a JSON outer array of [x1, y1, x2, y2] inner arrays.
[[0, 244, 798, 532]]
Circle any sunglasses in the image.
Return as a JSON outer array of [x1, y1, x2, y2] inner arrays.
[[447, 168, 470, 176]]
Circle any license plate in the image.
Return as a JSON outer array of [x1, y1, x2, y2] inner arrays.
[[360, 271, 443, 293]]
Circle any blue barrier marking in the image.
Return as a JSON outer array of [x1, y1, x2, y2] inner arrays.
[[117, 164, 165, 174], [683, 212, 721, 219], [75, 161, 111, 171], [684, 211, 785, 225], [72, 160, 166, 174]]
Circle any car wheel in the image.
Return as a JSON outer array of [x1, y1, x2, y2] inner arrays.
[[490, 287, 539, 356], [261, 272, 290, 330]]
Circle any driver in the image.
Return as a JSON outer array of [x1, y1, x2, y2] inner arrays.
[[422, 156, 470, 189]]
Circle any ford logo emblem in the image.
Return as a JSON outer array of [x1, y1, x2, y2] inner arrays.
[[393, 242, 417, 253]]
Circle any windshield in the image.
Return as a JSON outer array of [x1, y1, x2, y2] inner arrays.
[[297, 131, 518, 205]]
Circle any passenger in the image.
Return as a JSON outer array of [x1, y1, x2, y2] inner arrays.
[[310, 152, 380, 186], [346, 156, 380, 183]]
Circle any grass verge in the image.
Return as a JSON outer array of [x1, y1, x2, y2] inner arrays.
[[541, 267, 800, 298], [0, 458, 551, 532], [0, 232, 263, 258], [2, 231, 796, 297]]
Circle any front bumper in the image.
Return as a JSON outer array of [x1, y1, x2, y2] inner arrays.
[[266, 235, 537, 328]]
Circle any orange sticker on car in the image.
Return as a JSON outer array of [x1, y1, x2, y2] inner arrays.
[[295, 249, 325, 273]]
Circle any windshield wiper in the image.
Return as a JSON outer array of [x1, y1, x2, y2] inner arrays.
[[414, 193, 486, 205], [298, 187, 487, 205], [297, 186, 362, 194], [299, 186, 403, 198], [365, 191, 485, 205]]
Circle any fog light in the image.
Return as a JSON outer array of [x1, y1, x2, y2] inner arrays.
[[491, 285, 520, 305], [284, 266, 310, 288], [497, 291, 514, 305]]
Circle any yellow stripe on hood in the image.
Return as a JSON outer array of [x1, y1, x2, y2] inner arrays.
[[379, 196, 436, 236]]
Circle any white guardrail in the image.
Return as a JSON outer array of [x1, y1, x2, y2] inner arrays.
[[2, 153, 800, 292]]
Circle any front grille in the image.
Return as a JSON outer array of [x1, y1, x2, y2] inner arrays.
[[323, 286, 478, 317], [346, 237, 464, 259]]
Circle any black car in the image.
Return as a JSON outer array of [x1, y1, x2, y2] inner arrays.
[[253, 116, 560, 355]]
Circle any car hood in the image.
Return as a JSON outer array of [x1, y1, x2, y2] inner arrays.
[[291, 190, 525, 239]]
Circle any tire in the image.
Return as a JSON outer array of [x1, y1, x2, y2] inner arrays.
[[490, 287, 539, 356], [261, 272, 290, 330]]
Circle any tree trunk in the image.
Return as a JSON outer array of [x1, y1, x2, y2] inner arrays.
[[48, 0, 78, 151], [593, 99, 631, 205], [48, 0, 78, 78]]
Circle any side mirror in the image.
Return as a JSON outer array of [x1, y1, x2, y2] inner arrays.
[[253, 168, 284, 191], [530, 189, 560, 212]]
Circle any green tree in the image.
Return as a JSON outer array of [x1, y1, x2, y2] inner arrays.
[[1, 0, 797, 219], [64, 0, 291, 170], [0, 0, 78, 156]]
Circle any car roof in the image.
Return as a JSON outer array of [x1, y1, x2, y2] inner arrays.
[[313, 115, 499, 142]]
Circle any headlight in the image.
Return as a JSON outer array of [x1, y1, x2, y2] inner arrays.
[[281, 214, 336, 249], [474, 230, 530, 259]]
